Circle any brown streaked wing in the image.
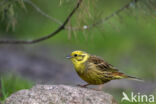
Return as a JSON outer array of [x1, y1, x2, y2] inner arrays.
[[87, 55, 118, 72]]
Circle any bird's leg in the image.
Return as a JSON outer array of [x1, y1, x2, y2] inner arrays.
[[86, 84, 103, 91], [97, 84, 104, 91], [77, 84, 90, 88]]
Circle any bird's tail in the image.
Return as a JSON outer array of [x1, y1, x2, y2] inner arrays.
[[112, 72, 144, 82], [127, 76, 144, 82]]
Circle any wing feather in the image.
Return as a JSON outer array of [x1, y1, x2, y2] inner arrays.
[[87, 55, 118, 72]]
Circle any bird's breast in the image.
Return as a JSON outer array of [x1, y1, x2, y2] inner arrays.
[[74, 63, 86, 75]]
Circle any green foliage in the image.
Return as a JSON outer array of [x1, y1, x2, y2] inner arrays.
[[0, 74, 33, 102], [0, 0, 25, 31]]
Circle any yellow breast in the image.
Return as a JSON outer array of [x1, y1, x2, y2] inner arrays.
[[74, 62, 104, 85], [74, 62, 86, 75]]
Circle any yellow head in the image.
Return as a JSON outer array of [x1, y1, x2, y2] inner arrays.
[[66, 50, 90, 65]]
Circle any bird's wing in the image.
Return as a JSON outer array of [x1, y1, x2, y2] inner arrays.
[[87, 55, 118, 72]]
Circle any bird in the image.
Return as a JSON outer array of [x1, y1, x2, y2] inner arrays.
[[66, 50, 142, 89]]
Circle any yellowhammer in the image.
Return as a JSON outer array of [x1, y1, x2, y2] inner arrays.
[[66, 50, 142, 88]]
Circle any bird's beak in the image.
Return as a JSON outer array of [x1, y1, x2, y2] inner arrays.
[[66, 55, 72, 59]]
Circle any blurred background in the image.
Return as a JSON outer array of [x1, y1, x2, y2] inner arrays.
[[0, 0, 156, 103]]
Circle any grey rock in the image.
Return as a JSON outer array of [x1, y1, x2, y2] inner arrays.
[[5, 85, 117, 104]]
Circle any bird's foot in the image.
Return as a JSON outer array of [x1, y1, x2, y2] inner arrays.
[[86, 85, 103, 91], [77, 84, 90, 88]]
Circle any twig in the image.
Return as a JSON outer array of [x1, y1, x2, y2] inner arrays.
[[23, 0, 80, 30], [0, 0, 147, 44], [22, 0, 140, 31], [78, 0, 140, 30], [58, 0, 141, 30], [0, 0, 82, 44], [24, 0, 62, 25]]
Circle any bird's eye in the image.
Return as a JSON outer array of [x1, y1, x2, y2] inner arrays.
[[74, 54, 78, 57]]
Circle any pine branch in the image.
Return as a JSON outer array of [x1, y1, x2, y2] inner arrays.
[[71, 0, 140, 30], [22, 0, 140, 30], [0, 0, 82, 44], [86, 0, 139, 29], [0, 0, 154, 44]]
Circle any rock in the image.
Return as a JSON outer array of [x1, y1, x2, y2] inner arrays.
[[5, 85, 117, 104]]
